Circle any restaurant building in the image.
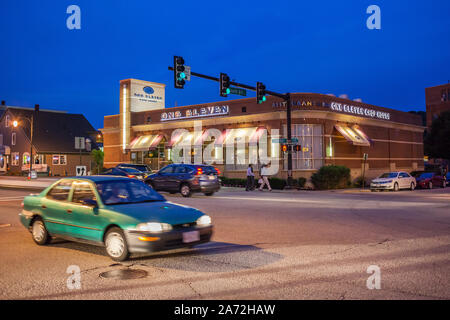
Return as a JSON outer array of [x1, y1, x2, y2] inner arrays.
[[425, 83, 450, 128], [101, 79, 424, 181]]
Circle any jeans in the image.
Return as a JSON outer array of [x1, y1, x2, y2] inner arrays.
[[246, 176, 255, 190]]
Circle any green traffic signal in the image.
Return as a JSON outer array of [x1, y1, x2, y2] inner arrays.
[[226, 88, 231, 95], [262, 96, 266, 102], [179, 72, 186, 79]]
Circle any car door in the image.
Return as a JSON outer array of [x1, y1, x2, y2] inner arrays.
[[399, 172, 409, 188], [152, 165, 174, 190], [40, 180, 73, 235], [64, 180, 105, 242]]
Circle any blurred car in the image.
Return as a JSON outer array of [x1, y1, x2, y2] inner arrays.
[[101, 167, 146, 180], [415, 172, 446, 189], [410, 171, 425, 178], [116, 163, 152, 175], [19, 176, 213, 261], [145, 164, 221, 197], [370, 171, 416, 191]]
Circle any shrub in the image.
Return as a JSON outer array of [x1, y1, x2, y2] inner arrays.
[[353, 176, 369, 188], [297, 177, 307, 189], [311, 165, 351, 190], [268, 178, 287, 190]]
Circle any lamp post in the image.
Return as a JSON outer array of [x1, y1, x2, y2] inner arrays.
[[13, 115, 34, 177]]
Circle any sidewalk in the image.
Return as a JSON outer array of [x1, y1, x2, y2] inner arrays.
[[0, 176, 58, 191]]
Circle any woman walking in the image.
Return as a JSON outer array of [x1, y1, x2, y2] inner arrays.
[[259, 163, 272, 191]]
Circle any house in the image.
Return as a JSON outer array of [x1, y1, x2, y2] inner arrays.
[[0, 102, 99, 176]]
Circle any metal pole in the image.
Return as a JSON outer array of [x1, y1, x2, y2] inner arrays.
[[29, 115, 33, 177], [285, 94, 293, 187]]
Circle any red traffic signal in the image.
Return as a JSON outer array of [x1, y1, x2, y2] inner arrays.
[[294, 144, 302, 152], [281, 144, 288, 153]]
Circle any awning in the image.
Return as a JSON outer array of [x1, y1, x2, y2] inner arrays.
[[335, 125, 371, 147], [128, 135, 163, 151]]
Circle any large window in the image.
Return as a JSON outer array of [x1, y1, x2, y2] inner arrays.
[[52, 154, 67, 165], [11, 152, 19, 166], [23, 152, 30, 165], [284, 124, 324, 170]]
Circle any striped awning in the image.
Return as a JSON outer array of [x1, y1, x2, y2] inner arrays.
[[128, 135, 163, 151], [335, 125, 371, 147]]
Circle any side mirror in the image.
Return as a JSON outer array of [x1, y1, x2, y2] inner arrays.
[[82, 199, 98, 207]]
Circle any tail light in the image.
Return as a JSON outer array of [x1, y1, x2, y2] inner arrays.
[[196, 168, 203, 175], [215, 167, 220, 175], [127, 175, 136, 178], [21, 202, 24, 208]]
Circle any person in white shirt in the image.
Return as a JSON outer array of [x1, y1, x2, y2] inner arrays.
[[259, 163, 272, 191], [246, 164, 255, 191]]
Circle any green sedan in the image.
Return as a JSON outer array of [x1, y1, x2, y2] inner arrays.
[[19, 176, 213, 261]]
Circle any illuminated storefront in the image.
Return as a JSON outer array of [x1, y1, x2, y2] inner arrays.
[[102, 79, 425, 180]]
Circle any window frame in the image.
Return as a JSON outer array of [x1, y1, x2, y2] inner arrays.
[[45, 180, 73, 202], [11, 132, 16, 146], [69, 180, 99, 206], [52, 154, 67, 165]]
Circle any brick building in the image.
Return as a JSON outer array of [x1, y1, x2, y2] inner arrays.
[[425, 83, 450, 128], [101, 79, 425, 182]]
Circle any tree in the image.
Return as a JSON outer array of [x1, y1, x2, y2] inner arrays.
[[425, 111, 450, 160], [91, 149, 104, 174]]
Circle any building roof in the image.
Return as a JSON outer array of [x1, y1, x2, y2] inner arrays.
[[2, 107, 99, 153]]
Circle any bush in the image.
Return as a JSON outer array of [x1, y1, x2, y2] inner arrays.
[[353, 176, 369, 188], [220, 177, 247, 187], [311, 165, 351, 190], [297, 177, 307, 189], [268, 178, 287, 190]]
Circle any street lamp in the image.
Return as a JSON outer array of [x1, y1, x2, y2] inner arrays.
[[13, 115, 34, 177]]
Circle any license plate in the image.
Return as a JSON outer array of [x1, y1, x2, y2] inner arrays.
[[182, 231, 200, 243], [208, 175, 216, 180]]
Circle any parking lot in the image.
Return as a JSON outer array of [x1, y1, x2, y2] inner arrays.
[[0, 186, 449, 299]]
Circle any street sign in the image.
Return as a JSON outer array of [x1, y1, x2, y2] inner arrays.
[[76, 166, 87, 176], [290, 138, 299, 143], [30, 170, 37, 179], [75, 137, 85, 150], [229, 87, 247, 96], [184, 66, 191, 81], [272, 138, 287, 144]]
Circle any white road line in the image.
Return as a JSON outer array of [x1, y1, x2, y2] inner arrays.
[[0, 196, 25, 202]]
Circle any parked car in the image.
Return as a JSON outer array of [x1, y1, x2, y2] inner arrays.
[[19, 176, 213, 261], [415, 172, 446, 189], [116, 163, 152, 175], [370, 172, 416, 191], [145, 164, 221, 197], [101, 167, 146, 180]]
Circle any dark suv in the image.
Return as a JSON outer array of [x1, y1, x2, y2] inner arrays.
[[116, 163, 152, 175], [145, 164, 220, 197]]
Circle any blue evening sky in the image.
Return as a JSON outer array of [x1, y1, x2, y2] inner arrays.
[[1, 0, 449, 129]]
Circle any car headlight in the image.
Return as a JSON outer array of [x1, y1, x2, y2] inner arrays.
[[196, 215, 212, 227], [136, 222, 172, 232]]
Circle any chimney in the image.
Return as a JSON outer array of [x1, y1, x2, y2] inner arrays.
[[34, 104, 39, 112]]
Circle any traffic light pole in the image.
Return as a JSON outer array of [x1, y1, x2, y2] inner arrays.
[[168, 66, 295, 187]]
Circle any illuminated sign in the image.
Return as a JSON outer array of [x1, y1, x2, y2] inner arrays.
[[161, 105, 229, 121], [129, 79, 165, 112], [273, 100, 391, 120]]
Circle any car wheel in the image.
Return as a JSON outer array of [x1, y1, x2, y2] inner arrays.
[[410, 182, 415, 191], [393, 182, 399, 192], [31, 217, 50, 245], [428, 181, 433, 189], [204, 192, 214, 196], [180, 183, 192, 197], [105, 227, 129, 262]]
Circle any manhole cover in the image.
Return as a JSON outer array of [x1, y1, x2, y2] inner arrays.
[[99, 268, 148, 280]]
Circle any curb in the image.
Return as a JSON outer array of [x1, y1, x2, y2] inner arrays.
[[0, 184, 47, 192]]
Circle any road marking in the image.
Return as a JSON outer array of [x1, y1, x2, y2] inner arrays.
[[0, 196, 25, 202], [0, 224, 11, 228]]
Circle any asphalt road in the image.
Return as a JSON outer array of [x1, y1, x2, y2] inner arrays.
[[0, 186, 449, 300]]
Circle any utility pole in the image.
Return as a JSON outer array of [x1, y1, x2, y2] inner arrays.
[[169, 60, 296, 187]]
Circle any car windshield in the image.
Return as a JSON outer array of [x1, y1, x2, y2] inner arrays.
[[418, 173, 433, 179], [379, 172, 398, 178], [119, 167, 141, 174], [96, 180, 165, 205]]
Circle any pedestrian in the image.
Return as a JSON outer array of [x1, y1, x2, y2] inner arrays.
[[246, 164, 255, 191], [259, 163, 272, 191]]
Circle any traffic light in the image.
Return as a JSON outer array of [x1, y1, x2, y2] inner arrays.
[[256, 82, 266, 104], [174, 56, 186, 89], [281, 144, 288, 153], [294, 144, 302, 152], [220, 73, 231, 97]]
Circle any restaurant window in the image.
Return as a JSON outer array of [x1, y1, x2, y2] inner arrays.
[[52, 154, 67, 165], [11, 152, 19, 166], [11, 132, 16, 145], [23, 152, 30, 165], [284, 124, 324, 170]]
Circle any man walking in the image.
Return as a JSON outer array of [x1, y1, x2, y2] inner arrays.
[[259, 163, 272, 191], [246, 164, 255, 191]]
